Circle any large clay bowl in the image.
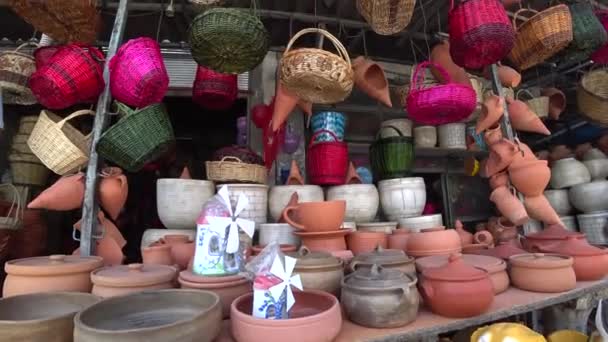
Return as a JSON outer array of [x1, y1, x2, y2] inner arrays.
[[231, 290, 342, 342], [0, 292, 100, 342], [74, 290, 221, 342]]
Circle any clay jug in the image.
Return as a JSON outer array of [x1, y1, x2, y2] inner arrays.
[[28, 173, 85, 211], [99, 167, 128, 220], [352, 56, 392, 107], [179, 166, 192, 179], [286, 160, 304, 185], [271, 82, 299, 131], [490, 186, 529, 226], [429, 41, 471, 86], [505, 98, 550, 135], [485, 139, 519, 176], [476, 95, 504, 133], [483, 64, 521, 87], [473, 230, 494, 246], [489, 171, 509, 190], [541, 88, 566, 120], [345, 162, 362, 184], [483, 123, 503, 146], [524, 195, 562, 226], [455, 220, 473, 245]]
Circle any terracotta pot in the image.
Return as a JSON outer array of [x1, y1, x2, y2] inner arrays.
[[230, 290, 342, 342], [508, 253, 576, 292], [549, 145, 574, 163], [454, 220, 473, 245], [283, 200, 346, 232], [179, 271, 251, 318], [352, 56, 392, 107], [508, 160, 550, 196], [91, 263, 176, 298], [72, 235, 124, 267], [475, 240, 526, 260], [474, 230, 494, 246], [271, 82, 299, 132], [476, 95, 504, 134], [484, 64, 521, 87], [287, 247, 344, 295], [537, 236, 608, 281], [331, 250, 354, 263], [485, 139, 519, 176], [494, 217, 519, 242], [293, 229, 349, 253], [523, 195, 562, 226], [387, 229, 410, 251], [99, 167, 128, 220], [349, 245, 416, 277], [429, 41, 471, 86], [541, 87, 566, 120], [522, 224, 585, 252], [483, 123, 503, 146], [419, 254, 494, 318], [490, 186, 529, 226], [342, 264, 419, 328], [251, 244, 297, 256], [489, 171, 509, 190], [142, 244, 174, 266], [510, 141, 538, 169], [27, 173, 85, 210], [3, 255, 104, 297], [269, 183, 324, 223], [506, 98, 550, 135], [406, 228, 462, 257], [159, 236, 194, 270], [346, 231, 387, 255]]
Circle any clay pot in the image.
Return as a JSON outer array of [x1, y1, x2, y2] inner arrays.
[[406, 228, 462, 257], [27, 173, 85, 210], [474, 230, 494, 246], [544, 189, 572, 216], [230, 290, 342, 342], [349, 245, 416, 277], [508, 253, 576, 293], [489, 171, 509, 190], [178, 271, 251, 318], [506, 98, 551, 135], [508, 160, 550, 196], [326, 182, 379, 223], [490, 186, 529, 226], [541, 87, 566, 120], [271, 82, 299, 132], [99, 167, 128, 220], [538, 236, 608, 281], [522, 224, 585, 252], [485, 139, 519, 176], [251, 244, 297, 256], [159, 235, 194, 270], [283, 200, 346, 232], [483, 123, 503, 146], [91, 263, 176, 298], [387, 229, 410, 251], [454, 220, 473, 245], [352, 56, 392, 107], [429, 41, 471, 86], [475, 240, 526, 260], [549, 145, 574, 163], [142, 244, 173, 266], [293, 230, 349, 252], [342, 264, 419, 328], [484, 64, 521, 87], [3, 255, 104, 297], [509, 141, 537, 168], [476, 95, 504, 134], [523, 195, 562, 225], [287, 247, 344, 295], [419, 253, 494, 318], [346, 231, 388, 255], [583, 159, 608, 180]]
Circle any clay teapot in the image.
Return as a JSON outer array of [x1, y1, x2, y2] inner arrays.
[[485, 139, 520, 176], [454, 220, 473, 245], [490, 186, 529, 226], [508, 160, 550, 196], [541, 87, 566, 120], [28, 173, 85, 211], [489, 171, 509, 190], [484, 64, 521, 87], [429, 41, 471, 86], [99, 167, 128, 220], [352, 56, 392, 107], [538, 236, 608, 281], [483, 123, 503, 146], [476, 95, 504, 134], [505, 98, 550, 135], [271, 82, 299, 132], [523, 195, 562, 226]]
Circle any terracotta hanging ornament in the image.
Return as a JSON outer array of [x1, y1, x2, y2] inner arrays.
[[28, 172, 85, 211], [476, 95, 504, 133], [523, 195, 562, 226], [179, 166, 192, 179], [490, 186, 529, 226], [541, 87, 566, 120], [505, 97, 550, 135], [271, 82, 299, 132], [99, 167, 128, 221], [483, 64, 521, 88], [278, 192, 299, 224], [429, 41, 471, 86], [455, 219, 473, 245], [286, 160, 304, 185], [345, 162, 362, 185], [352, 56, 392, 107]]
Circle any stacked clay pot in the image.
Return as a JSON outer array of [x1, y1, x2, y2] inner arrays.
[[91, 263, 177, 298], [327, 163, 379, 223]]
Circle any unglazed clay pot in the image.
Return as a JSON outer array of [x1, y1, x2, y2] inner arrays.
[[142, 244, 174, 266], [352, 56, 392, 107], [454, 220, 473, 245], [541, 87, 566, 120], [231, 290, 342, 342], [99, 167, 128, 220], [287, 247, 344, 295], [476, 95, 504, 134], [91, 263, 176, 298], [489, 171, 509, 190], [508, 160, 550, 196], [544, 189, 573, 216], [179, 271, 251, 318], [342, 264, 419, 328], [485, 139, 519, 177], [523, 195, 562, 225], [406, 228, 462, 257], [378, 177, 426, 221], [346, 231, 388, 256], [538, 236, 608, 281], [474, 230, 494, 246], [27, 173, 85, 210], [483, 123, 503, 146], [490, 186, 529, 226], [505, 98, 550, 135], [349, 245, 416, 277], [283, 200, 346, 232], [159, 235, 194, 270], [419, 254, 494, 318], [522, 224, 585, 252], [475, 240, 526, 260], [493, 217, 519, 242], [293, 230, 349, 253], [508, 253, 576, 293], [550, 158, 591, 189], [388, 229, 410, 251]]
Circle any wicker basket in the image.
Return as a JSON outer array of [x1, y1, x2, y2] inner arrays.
[[189, 8, 269, 74], [356, 0, 416, 35], [280, 28, 354, 104], [370, 126, 414, 180], [8, 153, 49, 187], [97, 102, 175, 172], [560, 2, 607, 64], [517, 89, 549, 118], [206, 156, 267, 184], [0, 43, 37, 105], [508, 6, 573, 70], [27, 109, 94, 175], [577, 68, 608, 126]]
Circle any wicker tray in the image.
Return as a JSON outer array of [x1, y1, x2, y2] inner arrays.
[[206, 157, 267, 184]]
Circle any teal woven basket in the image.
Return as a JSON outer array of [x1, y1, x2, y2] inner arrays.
[[560, 2, 607, 63], [369, 126, 414, 181], [97, 102, 175, 172], [189, 8, 269, 74]]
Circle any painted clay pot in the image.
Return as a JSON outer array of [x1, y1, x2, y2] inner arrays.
[[287, 247, 344, 295], [490, 186, 529, 226], [506, 98, 550, 135], [522, 224, 585, 252], [352, 56, 392, 107], [475, 240, 526, 260], [544, 189, 573, 216], [489, 171, 509, 190], [398, 214, 444, 232], [508, 160, 550, 196], [406, 228, 462, 257], [388, 228, 410, 251], [271, 82, 299, 131], [179, 271, 251, 318], [485, 139, 519, 177], [508, 253, 576, 292], [476, 95, 504, 134], [326, 182, 379, 223], [157, 179, 215, 229], [342, 264, 419, 328], [550, 158, 591, 189], [454, 220, 473, 245], [27, 173, 85, 210], [419, 253, 494, 318], [293, 230, 349, 253], [346, 231, 388, 256], [283, 200, 346, 232], [349, 245, 416, 277], [523, 195, 562, 225], [142, 244, 174, 266], [91, 263, 176, 298], [483, 123, 503, 146], [99, 167, 128, 220], [357, 222, 397, 234], [378, 177, 426, 221], [429, 41, 471, 85], [538, 236, 608, 281], [414, 126, 437, 148], [541, 87, 566, 120], [474, 230, 494, 246]]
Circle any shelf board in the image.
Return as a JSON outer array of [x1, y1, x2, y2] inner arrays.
[[347, 141, 488, 159]]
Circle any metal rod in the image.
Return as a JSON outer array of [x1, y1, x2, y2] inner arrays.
[[530, 120, 589, 148], [80, 0, 129, 257], [490, 64, 516, 140]]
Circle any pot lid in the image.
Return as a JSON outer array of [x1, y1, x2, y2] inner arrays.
[[526, 224, 584, 240], [5, 254, 104, 276], [416, 254, 506, 274], [91, 264, 177, 288], [346, 264, 414, 288], [422, 253, 489, 281], [509, 253, 573, 269], [539, 237, 608, 257], [179, 270, 247, 285], [286, 246, 342, 268], [352, 245, 413, 265]]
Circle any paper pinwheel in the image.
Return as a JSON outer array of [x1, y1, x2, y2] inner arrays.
[[269, 255, 303, 312]]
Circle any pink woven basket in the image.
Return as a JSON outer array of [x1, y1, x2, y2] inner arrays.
[[406, 61, 477, 125], [192, 66, 238, 110], [109, 37, 169, 108], [592, 11, 608, 65]]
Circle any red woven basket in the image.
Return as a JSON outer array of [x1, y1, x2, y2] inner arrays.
[[307, 130, 348, 186], [448, 0, 514, 69], [592, 11, 608, 65], [109, 37, 169, 108], [193, 66, 238, 110], [29, 44, 104, 109], [406, 61, 477, 125]]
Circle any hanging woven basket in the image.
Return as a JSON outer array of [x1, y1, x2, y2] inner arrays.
[[577, 68, 608, 126], [192, 66, 238, 110], [0, 43, 37, 105], [307, 130, 348, 186], [370, 126, 414, 181], [559, 2, 607, 64], [280, 28, 354, 104], [356, 0, 416, 35], [189, 8, 269, 74]]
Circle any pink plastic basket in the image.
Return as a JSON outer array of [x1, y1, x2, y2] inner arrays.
[[592, 11, 608, 65], [109, 37, 169, 108], [406, 61, 477, 125]]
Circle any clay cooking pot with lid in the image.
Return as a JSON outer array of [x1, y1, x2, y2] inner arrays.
[[91, 263, 177, 298], [406, 227, 462, 257], [522, 224, 585, 252], [287, 246, 344, 295], [537, 236, 608, 281], [474, 240, 526, 260], [508, 253, 576, 293], [349, 245, 415, 277]]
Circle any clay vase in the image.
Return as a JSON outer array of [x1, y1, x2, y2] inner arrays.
[[490, 186, 529, 226], [505, 98, 550, 135], [474, 230, 494, 246], [28, 173, 85, 211], [489, 171, 509, 190], [454, 220, 473, 245], [142, 244, 174, 265], [523, 195, 562, 226], [476, 95, 504, 134], [575, 143, 593, 160], [429, 41, 471, 86], [541, 88, 566, 120], [286, 159, 304, 185], [485, 139, 519, 176], [508, 160, 550, 196], [99, 167, 128, 220], [352, 56, 392, 107], [271, 82, 299, 132], [483, 64, 521, 87], [483, 123, 503, 146], [345, 162, 362, 184]]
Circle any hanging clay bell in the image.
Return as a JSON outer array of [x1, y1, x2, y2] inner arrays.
[[483, 64, 521, 88], [272, 82, 299, 132], [99, 167, 128, 220], [429, 41, 471, 86], [505, 98, 550, 135], [541, 87, 566, 120], [455, 219, 473, 245], [286, 160, 304, 185], [345, 162, 362, 185], [28, 172, 85, 211], [523, 195, 562, 226], [485, 139, 519, 176], [490, 186, 529, 226], [476, 95, 504, 134], [483, 123, 503, 146], [179, 166, 192, 179], [352, 56, 392, 107]]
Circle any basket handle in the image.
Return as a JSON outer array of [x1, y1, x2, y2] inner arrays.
[[218, 156, 244, 164], [0, 183, 22, 228], [114, 102, 135, 117], [377, 125, 404, 139], [57, 110, 96, 129], [13, 42, 39, 53], [308, 129, 341, 147], [512, 8, 539, 30], [284, 28, 352, 69], [516, 89, 535, 101], [411, 61, 451, 92]]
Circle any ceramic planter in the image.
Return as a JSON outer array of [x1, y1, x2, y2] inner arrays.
[[258, 223, 300, 246], [378, 177, 426, 221], [179, 271, 251, 318], [380, 119, 412, 138], [91, 264, 177, 298], [522, 224, 585, 252], [544, 189, 573, 216], [342, 264, 419, 328], [220, 184, 269, 224], [283, 200, 346, 232], [357, 222, 397, 234], [142, 244, 173, 265], [550, 158, 591, 189], [268, 185, 324, 222], [508, 253, 576, 293], [438, 123, 466, 149], [508, 160, 550, 196], [3, 255, 104, 297], [406, 228, 462, 257], [583, 159, 608, 180], [537, 236, 608, 281], [287, 247, 344, 295], [326, 184, 379, 223], [569, 180, 608, 213], [157, 179, 215, 229], [349, 245, 416, 277], [398, 214, 444, 232], [413, 126, 437, 148], [346, 231, 388, 255]]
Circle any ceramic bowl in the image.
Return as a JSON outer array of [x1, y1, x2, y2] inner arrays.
[[550, 158, 591, 189], [583, 159, 608, 180], [544, 189, 572, 216], [357, 222, 397, 234], [406, 228, 462, 257], [414, 126, 437, 148], [569, 180, 608, 213], [398, 214, 444, 232]]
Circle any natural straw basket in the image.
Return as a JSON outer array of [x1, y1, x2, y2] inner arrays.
[[0, 42, 37, 105], [206, 156, 267, 184], [27, 110, 94, 175], [356, 0, 416, 35], [280, 28, 354, 104], [508, 5, 573, 70], [577, 68, 608, 126], [517, 89, 549, 119]]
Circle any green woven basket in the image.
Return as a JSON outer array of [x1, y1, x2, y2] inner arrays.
[[97, 102, 175, 172], [189, 8, 269, 74], [370, 126, 414, 181], [559, 2, 607, 63]]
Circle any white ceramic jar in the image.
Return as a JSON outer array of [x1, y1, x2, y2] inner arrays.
[[268, 185, 324, 222], [569, 180, 608, 213], [219, 184, 269, 224], [257, 223, 300, 246], [544, 189, 572, 216], [549, 158, 591, 189], [157, 179, 215, 229], [326, 184, 379, 223], [414, 126, 437, 148], [378, 177, 426, 221], [380, 119, 412, 138], [438, 123, 466, 149]]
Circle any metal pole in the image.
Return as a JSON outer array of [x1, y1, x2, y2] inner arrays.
[[80, 0, 129, 256], [489, 64, 516, 140]]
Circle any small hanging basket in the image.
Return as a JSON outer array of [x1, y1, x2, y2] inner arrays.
[[560, 2, 607, 64], [97, 102, 175, 172], [517, 89, 549, 119], [109, 37, 169, 108], [192, 66, 238, 110], [508, 5, 573, 70], [307, 130, 348, 186], [27, 109, 94, 175], [0, 43, 38, 105], [189, 8, 269, 74], [356, 0, 417, 35], [370, 126, 414, 181], [406, 61, 477, 125], [206, 156, 267, 184], [577, 68, 608, 126]]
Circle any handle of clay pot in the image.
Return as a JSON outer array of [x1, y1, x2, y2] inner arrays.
[[282, 206, 305, 230], [420, 281, 434, 299]]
